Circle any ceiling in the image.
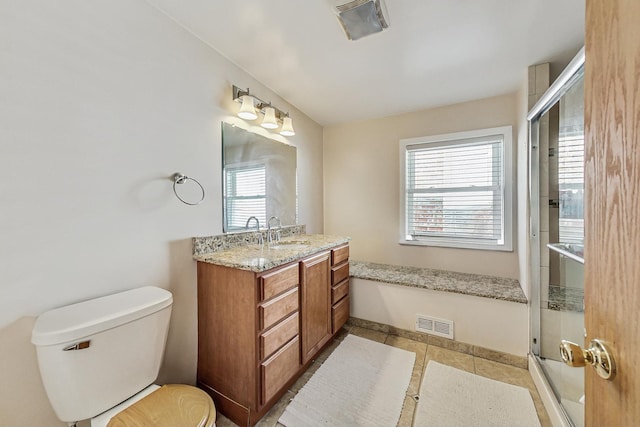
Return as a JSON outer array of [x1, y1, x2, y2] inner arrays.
[[146, 0, 585, 126]]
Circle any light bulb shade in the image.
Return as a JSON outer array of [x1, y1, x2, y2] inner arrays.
[[238, 95, 258, 120], [280, 116, 295, 136], [261, 107, 278, 129]]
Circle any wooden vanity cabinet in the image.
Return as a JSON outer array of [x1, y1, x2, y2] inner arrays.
[[196, 242, 349, 427], [330, 244, 350, 333], [197, 261, 300, 426]]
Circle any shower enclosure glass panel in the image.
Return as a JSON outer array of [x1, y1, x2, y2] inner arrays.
[[529, 50, 584, 427]]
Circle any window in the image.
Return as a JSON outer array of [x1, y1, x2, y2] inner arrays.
[[224, 163, 267, 231], [399, 126, 513, 251]]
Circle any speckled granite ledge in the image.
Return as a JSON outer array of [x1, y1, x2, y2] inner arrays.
[[547, 285, 583, 312], [193, 225, 306, 256], [193, 233, 350, 273], [350, 261, 527, 304]]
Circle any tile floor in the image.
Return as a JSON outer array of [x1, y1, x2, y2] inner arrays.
[[215, 325, 552, 427]]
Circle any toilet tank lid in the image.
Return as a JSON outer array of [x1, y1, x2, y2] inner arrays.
[[31, 286, 173, 346]]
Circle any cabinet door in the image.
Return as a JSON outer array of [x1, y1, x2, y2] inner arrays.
[[300, 251, 332, 364]]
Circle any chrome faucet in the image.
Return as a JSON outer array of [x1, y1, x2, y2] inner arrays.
[[246, 216, 260, 231], [245, 216, 263, 246], [267, 216, 281, 245]]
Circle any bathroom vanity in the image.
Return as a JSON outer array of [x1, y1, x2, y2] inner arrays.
[[194, 235, 350, 426]]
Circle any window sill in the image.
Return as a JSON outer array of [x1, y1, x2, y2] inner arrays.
[[399, 239, 513, 252]]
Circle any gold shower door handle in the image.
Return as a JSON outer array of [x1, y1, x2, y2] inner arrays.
[[559, 339, 616, 380]]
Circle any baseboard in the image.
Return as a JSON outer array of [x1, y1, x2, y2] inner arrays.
[[348, 316, 528, 369]]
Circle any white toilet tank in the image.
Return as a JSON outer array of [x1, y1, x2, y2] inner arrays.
[[31, 286, 173, 423]]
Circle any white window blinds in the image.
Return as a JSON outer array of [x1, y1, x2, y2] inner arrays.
[[400, 126, 512, 251], [224, 164, 267, 231]]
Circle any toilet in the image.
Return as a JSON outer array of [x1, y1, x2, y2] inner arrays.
[[31, 286, 216, 427]]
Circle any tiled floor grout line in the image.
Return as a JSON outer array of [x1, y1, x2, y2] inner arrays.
[[412, 346, 429, 425]]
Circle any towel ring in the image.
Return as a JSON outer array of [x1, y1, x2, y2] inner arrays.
[[172, 173, 205, 205]]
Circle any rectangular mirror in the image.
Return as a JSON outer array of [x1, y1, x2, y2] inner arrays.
[[222, 122, 297, 232]]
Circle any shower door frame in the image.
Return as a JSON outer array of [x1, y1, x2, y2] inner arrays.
[[527, 47, 585, 426]]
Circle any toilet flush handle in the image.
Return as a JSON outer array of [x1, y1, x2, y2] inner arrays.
[[63, 340, 91, 351]]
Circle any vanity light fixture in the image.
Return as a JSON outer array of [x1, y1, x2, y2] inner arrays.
[[280, 115, 295, 136], [237, 94, 258, 120], [232, 85, 295, 136], [261, 106, 278, 129]]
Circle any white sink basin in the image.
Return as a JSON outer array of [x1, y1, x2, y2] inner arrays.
[[269, 240, 311, 250]]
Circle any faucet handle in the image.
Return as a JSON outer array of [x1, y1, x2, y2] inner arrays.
[[267, 216, 281, 245]]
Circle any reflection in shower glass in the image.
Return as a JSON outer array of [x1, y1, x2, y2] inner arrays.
[[558, 79, 585, 245]]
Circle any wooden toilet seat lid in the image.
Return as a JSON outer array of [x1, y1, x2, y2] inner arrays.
[[107, 384, 216, 427]]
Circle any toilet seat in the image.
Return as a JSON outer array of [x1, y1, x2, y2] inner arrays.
[[104, 385, 216, 427]]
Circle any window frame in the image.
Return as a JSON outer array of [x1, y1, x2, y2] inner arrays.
[[399, 126, 513, 251]]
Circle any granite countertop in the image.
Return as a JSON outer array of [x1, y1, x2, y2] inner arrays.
[[350, 261, 527, 304], [548, 284, 584, 312], [194, 234, 350, 272]]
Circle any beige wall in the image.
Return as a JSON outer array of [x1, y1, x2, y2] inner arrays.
[[324, 94, 529, 356], [323, 94, 520, 279], [351, 279, 529, 356], [0, 1, 323, 426]]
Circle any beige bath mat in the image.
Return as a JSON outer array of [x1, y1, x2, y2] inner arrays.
[[278, 334, 415, 426], [414, 361, 541, 427]]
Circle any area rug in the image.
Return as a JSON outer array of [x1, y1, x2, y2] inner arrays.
[[278, 334, 415, 427], [414, 361, 541, 427]]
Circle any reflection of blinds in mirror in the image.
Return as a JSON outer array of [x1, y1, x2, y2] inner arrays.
[[225, 164, 267, 231], [558, 133, 584, 244], [406, 138, 503, 243]]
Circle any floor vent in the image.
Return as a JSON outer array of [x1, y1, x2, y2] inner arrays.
[[415, 314, 454, 339]]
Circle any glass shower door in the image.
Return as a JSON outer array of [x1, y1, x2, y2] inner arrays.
[[529, 51, 585, 427]]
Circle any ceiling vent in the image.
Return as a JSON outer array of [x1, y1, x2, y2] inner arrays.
[[335, 0, 389, 41]]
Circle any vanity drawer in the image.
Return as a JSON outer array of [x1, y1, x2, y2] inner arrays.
[[260, 263, 299, 301], [331, 262, 349, 285], [261, 336, 300, 405], [331, 279, 349, 305], [260, 312, 299, 360], [259, 287, 299, 330], [332, 244, 349, 265], [332, 295, 350, 333]]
